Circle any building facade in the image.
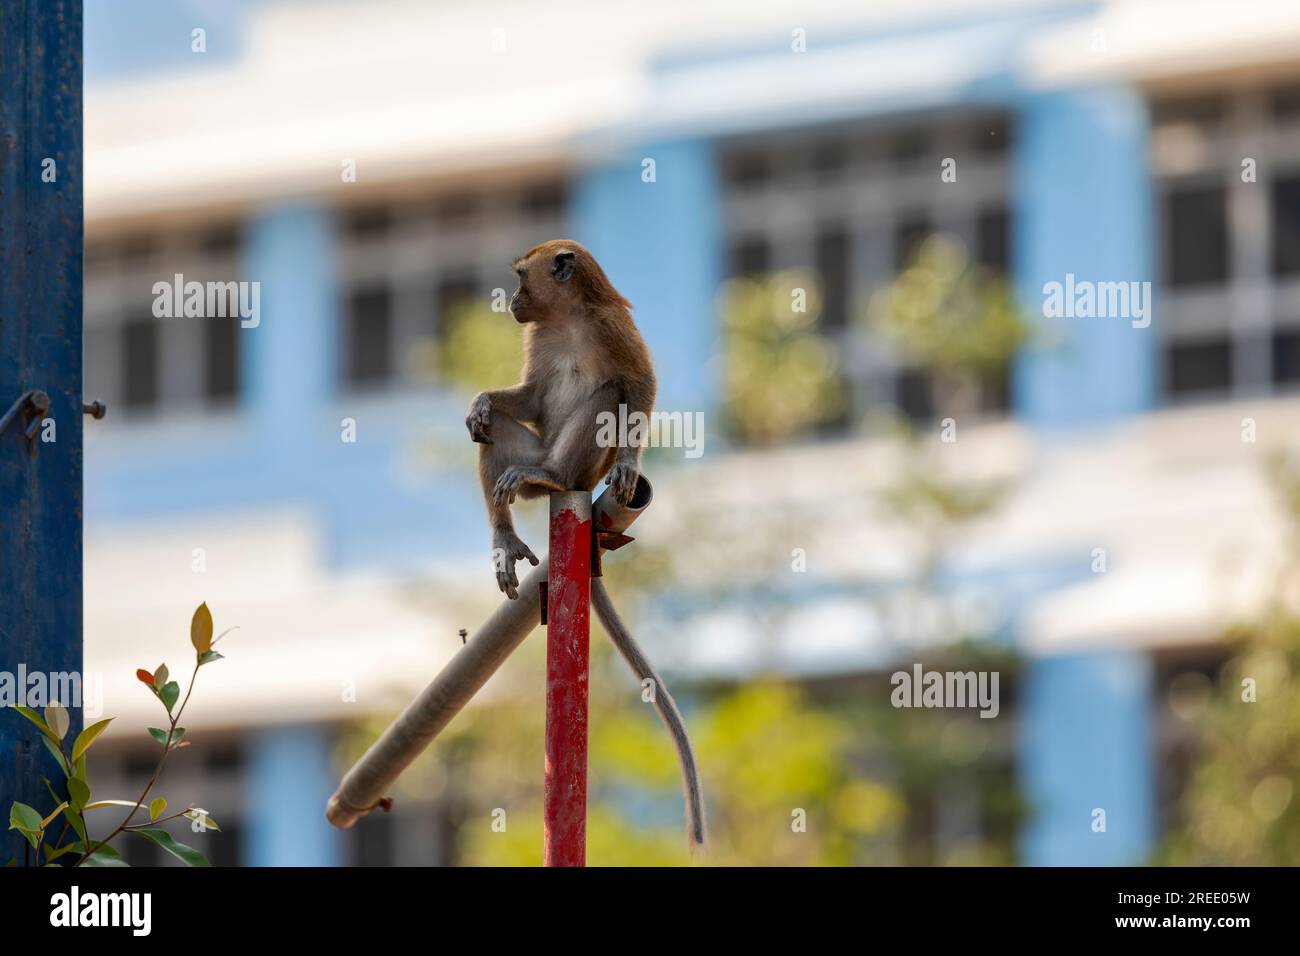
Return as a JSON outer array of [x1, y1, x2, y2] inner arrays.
[[80, 0, 1300, 864]]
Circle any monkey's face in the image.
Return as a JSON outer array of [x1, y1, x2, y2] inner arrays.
[[509, 249, 579, 323]]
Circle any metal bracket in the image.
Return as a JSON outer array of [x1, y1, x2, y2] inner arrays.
[[0, 389, 50, 455], [2, 391, 106, 459], [590, 528, 635, 579]]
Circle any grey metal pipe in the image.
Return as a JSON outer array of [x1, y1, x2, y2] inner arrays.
[[326, 475, 653, 829]]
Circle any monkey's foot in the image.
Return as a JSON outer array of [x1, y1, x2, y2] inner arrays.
[[491, 529, 539, 600], [605, 461, 640, 506], [492, 465, 536, 506], [466, 393, 492, 444]]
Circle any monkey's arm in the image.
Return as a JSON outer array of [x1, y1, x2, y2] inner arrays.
[[605, 370, 656, 504], [466, 382, 541, 443]]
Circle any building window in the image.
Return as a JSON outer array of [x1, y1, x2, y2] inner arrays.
[[720, 112, 1016, 433], [336, 178, 568, 392], [435, 274, 480, 338], [121, 316, 159, 411], [814, 225, 849, 330], [345, 286, 392, 386], [1165, 185, 1229, 288], [728, 236, 769, 278], [976, 207, 1010, 275], [84, 221, 247, 419], [1153, 85, 1300, 402], [204, 316, 241, 403], [1166, 338, 1232, 398], [1272, 174, 1300, 277], [1273, 328, 1300, 386], [893, 214, 932, 272]]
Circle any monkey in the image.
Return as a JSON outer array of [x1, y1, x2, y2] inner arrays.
[[465, 240, 705, 848], [466, 239, 656, 600]]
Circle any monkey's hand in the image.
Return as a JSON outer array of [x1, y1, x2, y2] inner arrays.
[[492, 528, 539, 600], [466, 392, 492, 444], [605, 460, 640, 506]]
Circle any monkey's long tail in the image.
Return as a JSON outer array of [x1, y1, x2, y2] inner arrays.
[[590, 577, 706, 849]]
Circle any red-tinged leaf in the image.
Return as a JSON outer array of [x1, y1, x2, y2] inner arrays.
[[136, 669, 155, 687]]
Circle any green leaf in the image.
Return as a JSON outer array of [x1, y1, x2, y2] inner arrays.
[[38, 734, 70, 775], [191, 602, 213, 656], [9, 802, 43, 832], [39, 802, 68, 829], [14, 705, 58, 743], [67, 776, 91, 812], [149, 798, 166, 821], [83, 799, 144, 811], [160, 681, 180, 713], [66, 809, 87, 844], [147, 727, 185, 747], [198, 649, 224, 666], [212, 626, 238, 646], [184, 808, 221, 832], [43, 704, 70, 741], [70, 716, 107, 767], [44, 840, 84, 863], [9, 802, 41, 849], [83, 846, 130, 867], [90, 841, 122, 859], [133, 827, 210, 867]]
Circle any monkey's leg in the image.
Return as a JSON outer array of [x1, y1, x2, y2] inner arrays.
[[478, 414, 543, 598], [491, 412, 606, 504], [524, 384, 621, 496]]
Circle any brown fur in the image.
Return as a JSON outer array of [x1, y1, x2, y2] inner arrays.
[[467, 241, 656, 599]]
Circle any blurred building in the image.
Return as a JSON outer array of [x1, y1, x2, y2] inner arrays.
[[80, 0, 1300, 864]]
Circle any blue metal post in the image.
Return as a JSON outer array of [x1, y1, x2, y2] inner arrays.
[[0, 0, 85, 862]]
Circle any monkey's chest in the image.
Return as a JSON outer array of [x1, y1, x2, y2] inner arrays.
[[544, 364, 601, 408]]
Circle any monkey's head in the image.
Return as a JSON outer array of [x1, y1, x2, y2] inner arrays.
[[509, 240, 632, 324]]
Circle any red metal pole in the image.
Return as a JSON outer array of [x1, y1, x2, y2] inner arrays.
[[544, 491, 592, 866]]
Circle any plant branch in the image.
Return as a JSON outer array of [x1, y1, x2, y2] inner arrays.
[[75, 661, 201, 866]]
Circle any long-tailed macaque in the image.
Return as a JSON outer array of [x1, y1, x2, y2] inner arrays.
[[466, 239, 656, 599], [466, 241, 705, 848]]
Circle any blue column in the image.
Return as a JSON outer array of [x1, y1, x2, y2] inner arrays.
[[244, 204, 339, 469], [572, 139, 721, 412], [1012, 88, 1156, 426], [1020, 650, 1155, 865], [0, 0, 84, 863], [245, 725, 342, 866]]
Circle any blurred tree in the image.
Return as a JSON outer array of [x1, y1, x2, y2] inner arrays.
[[433, 300, 523, 395], [868, 235, 1029, 422], [718, 271, 846, 445], [1159, 450, 1300, 865]]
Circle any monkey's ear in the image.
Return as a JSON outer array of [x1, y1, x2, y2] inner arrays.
[[552, 250, 576, 283]]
